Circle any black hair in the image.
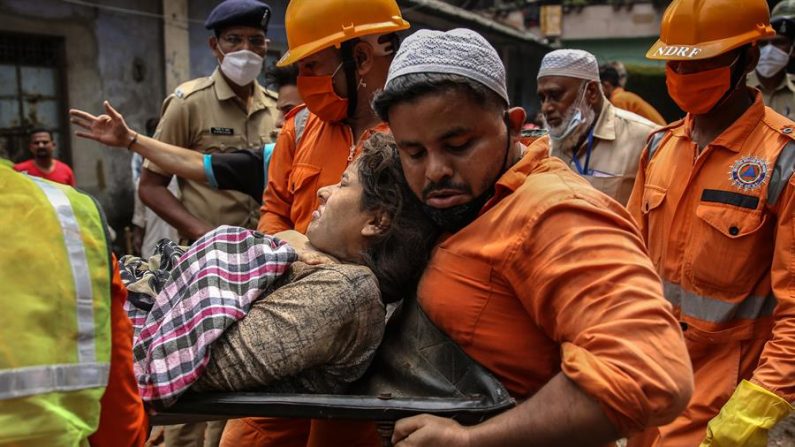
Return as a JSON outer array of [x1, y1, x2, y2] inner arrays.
[[265, 64, 298, 91], [356, 132, 440, 303], [599, 65, 621, 87], [29, 127, 53, 141], [372, 72, 507, 122]]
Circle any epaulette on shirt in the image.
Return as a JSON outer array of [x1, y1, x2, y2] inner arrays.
[[173, 76, 214, 100], [263, 87, 278, 101], [759, 109, 795, 207]]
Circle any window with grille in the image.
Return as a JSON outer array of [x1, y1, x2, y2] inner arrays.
[[0, 32, 70, 164]]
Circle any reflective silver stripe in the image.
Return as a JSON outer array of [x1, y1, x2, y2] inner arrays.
[[294, 107, 310, 146], [30, 178, 96, 363], [663, 281, 777, 323], [0, 363, 109, 400], [767, 141, 795, 207], [646, 130, 667, 161]]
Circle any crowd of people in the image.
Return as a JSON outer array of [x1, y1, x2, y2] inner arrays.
[[4, 0, 795, 446]]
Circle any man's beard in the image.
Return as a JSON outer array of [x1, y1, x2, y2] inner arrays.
[[544, 105, 596, 154], [420, 178, 494, 233]]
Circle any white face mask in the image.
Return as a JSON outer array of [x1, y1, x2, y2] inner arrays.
[[218, 48, 264, 86], [546, 83, 590, 140], [545, 82, 597, 153], [757, 44, 790, 79]]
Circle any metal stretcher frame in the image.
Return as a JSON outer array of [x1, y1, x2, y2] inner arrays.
[[150, 295, 516, 428]]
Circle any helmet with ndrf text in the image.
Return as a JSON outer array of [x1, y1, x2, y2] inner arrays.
[[646, 0, 774, 61]]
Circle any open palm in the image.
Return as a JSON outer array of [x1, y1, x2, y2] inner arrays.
[[69, 101, 133, 148]]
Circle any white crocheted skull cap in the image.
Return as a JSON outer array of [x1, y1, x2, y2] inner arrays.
[[537, 49, 600, 82], [386, 28, 509, 105]]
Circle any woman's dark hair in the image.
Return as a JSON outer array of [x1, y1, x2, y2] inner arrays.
[[356, 132, 440, 303], [372, 72, 507, 122]]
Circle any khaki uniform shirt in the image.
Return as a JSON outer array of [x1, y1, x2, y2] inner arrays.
[[145, 68, 277, 237], [548, 101, 660, 204], [747, 71, 795, 120]]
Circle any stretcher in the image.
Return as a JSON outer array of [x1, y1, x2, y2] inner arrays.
[[150, 295, 516, 445]]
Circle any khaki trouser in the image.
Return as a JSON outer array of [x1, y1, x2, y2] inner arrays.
[[164, 421, 226, 447]]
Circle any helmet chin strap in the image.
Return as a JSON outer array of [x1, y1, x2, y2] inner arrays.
[[340, 40, 359, 120], [710, 47, 749, 113]]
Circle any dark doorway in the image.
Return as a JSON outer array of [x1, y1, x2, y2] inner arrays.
[[0, 32, 70, 164]]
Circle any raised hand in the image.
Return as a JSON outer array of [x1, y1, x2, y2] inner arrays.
[[69, 101, 136, 148]]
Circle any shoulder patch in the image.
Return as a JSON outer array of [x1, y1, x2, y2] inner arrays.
[[728, 156, 769, 192], [173, 76, 214, 100]]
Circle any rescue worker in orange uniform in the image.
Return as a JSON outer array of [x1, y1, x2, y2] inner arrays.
[[626, 0, 795, 445], [228, 0, 409, 446], [258, 0, 407, 234], [372, 28, 694, 447]]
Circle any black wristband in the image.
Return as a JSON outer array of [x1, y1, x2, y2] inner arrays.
[[126, 132, 139, 151]]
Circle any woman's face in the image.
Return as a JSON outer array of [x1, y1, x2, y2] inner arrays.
[[306, 161, 378, 262]]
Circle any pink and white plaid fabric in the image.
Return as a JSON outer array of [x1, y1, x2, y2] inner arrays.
[[130, 226, 296, 407]]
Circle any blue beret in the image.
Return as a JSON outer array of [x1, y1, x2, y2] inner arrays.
[[205, 0, 271, 32]]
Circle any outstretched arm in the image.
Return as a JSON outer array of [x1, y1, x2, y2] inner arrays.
[[70, 101, 205, 183]]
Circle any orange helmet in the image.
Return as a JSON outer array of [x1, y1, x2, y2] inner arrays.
[[277, 0, 410, 67], [647, 0, 775, 61]]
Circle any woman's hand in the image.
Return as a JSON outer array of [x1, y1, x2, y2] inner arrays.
[[274, 230, 338, 265], [70, 101, 136, 148]]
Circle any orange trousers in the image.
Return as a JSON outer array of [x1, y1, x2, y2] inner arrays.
[[628, 329, 768, 446], [220, 417, 380, 447]]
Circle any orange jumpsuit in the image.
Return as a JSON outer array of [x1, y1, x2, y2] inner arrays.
[[259, 106, 388, 234], [610, 87, 667, 126], [231, 107, 386, 447], [626, 91, 795, 446], [419, 142, 693, 437], [89, 260, 148, 446]]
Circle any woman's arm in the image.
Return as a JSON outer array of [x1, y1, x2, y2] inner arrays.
[[70, 101, 205, 182]]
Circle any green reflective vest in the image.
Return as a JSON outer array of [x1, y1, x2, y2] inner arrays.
[[0, 164, 112, 446]]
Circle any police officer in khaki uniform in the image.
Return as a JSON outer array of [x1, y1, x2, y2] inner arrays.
[[746, 0, 795, 120], [140, 0, 277, 244]]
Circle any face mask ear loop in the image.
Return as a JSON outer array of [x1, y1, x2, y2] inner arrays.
[[216, 39, 226, 64]]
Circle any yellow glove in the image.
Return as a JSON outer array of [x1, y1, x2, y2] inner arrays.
[[700, 380, 793, 447]]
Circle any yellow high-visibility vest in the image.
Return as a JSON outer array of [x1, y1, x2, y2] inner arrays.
[[0, 164, 112, 446]]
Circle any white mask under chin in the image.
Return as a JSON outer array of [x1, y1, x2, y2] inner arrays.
[[757, 44, 790, 79], [219, 49, 264, 86], [547, 105, 596, 154]]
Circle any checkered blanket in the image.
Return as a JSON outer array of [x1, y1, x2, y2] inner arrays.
[[126, 225, 297, 407], [121, 239, 186, 336]]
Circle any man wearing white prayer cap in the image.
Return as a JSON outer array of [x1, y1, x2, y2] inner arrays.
[[372, 28, 693, 447], [537, 49, 660, 204]]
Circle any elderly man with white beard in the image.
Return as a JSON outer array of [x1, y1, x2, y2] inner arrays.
[[535, 49, 660, 204]]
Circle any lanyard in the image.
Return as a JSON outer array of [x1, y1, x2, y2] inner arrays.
[[573, 128, 595, 175]]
